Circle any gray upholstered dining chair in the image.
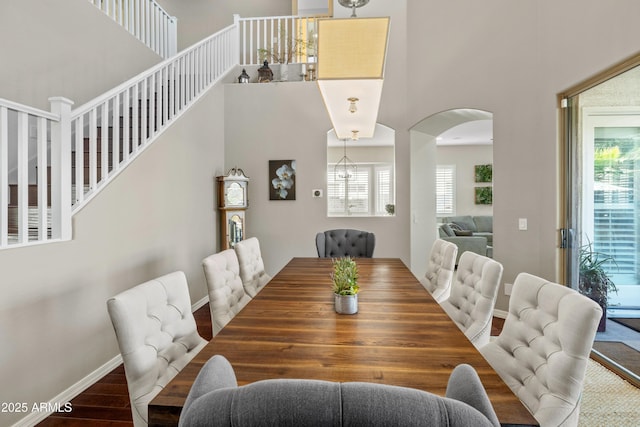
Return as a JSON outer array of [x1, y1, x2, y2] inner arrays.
[[234, 237, 271, 297], [202, 249, 252, 336], [106, 271, 207, 427], [420, 238, 458, 303], [440, 251, 503, 349], [480, 272, 602, 427], [315, 229, 376, 258], [178, 355, 500, 427]]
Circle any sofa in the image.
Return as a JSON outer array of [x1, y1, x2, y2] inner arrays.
[[179, 355, 501, 427], [439, 215, 493, 263]]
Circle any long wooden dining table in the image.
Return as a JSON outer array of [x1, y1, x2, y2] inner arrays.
[[148, 257, 537, 426]]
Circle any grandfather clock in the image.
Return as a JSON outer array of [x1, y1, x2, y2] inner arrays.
[[217, 167, 249, 250]]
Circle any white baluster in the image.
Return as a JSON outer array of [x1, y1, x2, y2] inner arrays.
[[36, 116, 48, 240], [16, 111, 28, 243], [74, 116, 84, 205]]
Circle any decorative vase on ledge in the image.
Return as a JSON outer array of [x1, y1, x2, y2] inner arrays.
[[279, 63, 289, 81], [331, 257, 359, 315]]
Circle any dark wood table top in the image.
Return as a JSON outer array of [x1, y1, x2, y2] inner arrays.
[[149, 257, 537, 426]]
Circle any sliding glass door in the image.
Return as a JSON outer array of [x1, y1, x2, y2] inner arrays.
[[581, 109, 640, 311], [564, 67, 640, 309]]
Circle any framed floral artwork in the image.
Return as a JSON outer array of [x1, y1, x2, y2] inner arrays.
[[269, 160, 296, 200]]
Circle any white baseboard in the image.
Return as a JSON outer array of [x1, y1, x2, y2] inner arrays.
[[12, 297, 209, 427], [12, 354, 123, 427], [193, 295, 209, 311], [493, 309, 508, 319]]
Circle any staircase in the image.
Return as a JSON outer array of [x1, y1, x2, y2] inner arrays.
[[0, 21, 239, 250], [1, 12, 321, 251]]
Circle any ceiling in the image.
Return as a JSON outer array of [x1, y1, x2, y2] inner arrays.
[[437, 119, 493, 146]]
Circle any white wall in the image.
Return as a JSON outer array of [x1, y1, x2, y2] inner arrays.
[[224, 82, 408, 273], [224, 0, 409, 274], [0, 1, 307, 424], [0, 84, 227, 426], [158, 0, 292, 50], [437, 144, 493, 217], [407, 0, 640, 311], [5, 1, 640, 424], [0, 0, 161, 110]]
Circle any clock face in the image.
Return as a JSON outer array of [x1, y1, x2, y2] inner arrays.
[[226, 182, 245, 207]]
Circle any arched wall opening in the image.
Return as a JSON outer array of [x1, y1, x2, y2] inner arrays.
[[409, 108, 493, 276]]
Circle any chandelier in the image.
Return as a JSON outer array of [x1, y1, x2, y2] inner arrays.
[[338, 0, 370, 17], [334, 137, 357, 180]]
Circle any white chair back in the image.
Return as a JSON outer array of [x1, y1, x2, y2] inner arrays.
[[440, 251, 503, 348], [234, 237, 271, 297], [106, 271, 207, 426], [480, 272, 602, 427], [420, 239, 458, 303], [202, 249, 252, 335]]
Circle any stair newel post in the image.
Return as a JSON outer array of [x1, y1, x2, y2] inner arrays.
[[48, 97, 74, 241]]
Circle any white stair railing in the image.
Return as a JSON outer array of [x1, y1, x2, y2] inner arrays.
[[88, 0, 177, 58], [70, 24, 237, 213], [0, 97, 73, 248], [0, 23, 237, 250], [1, 14, 325, 250]]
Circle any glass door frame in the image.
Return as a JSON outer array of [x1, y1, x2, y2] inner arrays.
[[559, 54, 640, 388], [559, 53, 640, 287]]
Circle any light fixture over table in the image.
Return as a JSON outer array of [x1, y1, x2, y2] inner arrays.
[[316, 14, 390, 140], [338, 0, 370, 18], [334, 137, 357, 180]]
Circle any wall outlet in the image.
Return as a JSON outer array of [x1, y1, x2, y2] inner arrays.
[[504, 283, 513, 295], [312, 189, 323, 198]]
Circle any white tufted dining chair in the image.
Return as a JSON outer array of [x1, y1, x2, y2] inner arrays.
[[202, 249, 252, 336], [234, 237, 272, 297], [419, 239, 458, 303], [440, 251, 503, 349], [107, 271, 207, 427], [479, 272, 602, 427]]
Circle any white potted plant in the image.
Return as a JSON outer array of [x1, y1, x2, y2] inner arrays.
[[331, 257, 359, 314]]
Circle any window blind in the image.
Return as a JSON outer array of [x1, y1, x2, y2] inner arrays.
[[436, 165, 455, 216]]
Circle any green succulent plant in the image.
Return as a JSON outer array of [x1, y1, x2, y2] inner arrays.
[[331, 257, 359, 296]]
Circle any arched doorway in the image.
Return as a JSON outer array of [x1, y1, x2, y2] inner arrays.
[[409, 108, 493, 276]]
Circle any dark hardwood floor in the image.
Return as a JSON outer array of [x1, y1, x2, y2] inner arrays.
[[36, 304, 504, 426], [36, 304, 213, 427]]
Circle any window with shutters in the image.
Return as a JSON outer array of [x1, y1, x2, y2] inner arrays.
[[328, 163, 393, 216], [436, 165, 456, 216]]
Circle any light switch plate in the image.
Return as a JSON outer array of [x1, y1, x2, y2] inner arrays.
[[518, 218, 528, 230], [312, 189, 323, 198]]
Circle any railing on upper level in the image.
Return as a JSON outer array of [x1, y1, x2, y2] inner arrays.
[[88, 0, 177, 58], [235, 14, 326, 66], [0, 14, 324, 250]]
